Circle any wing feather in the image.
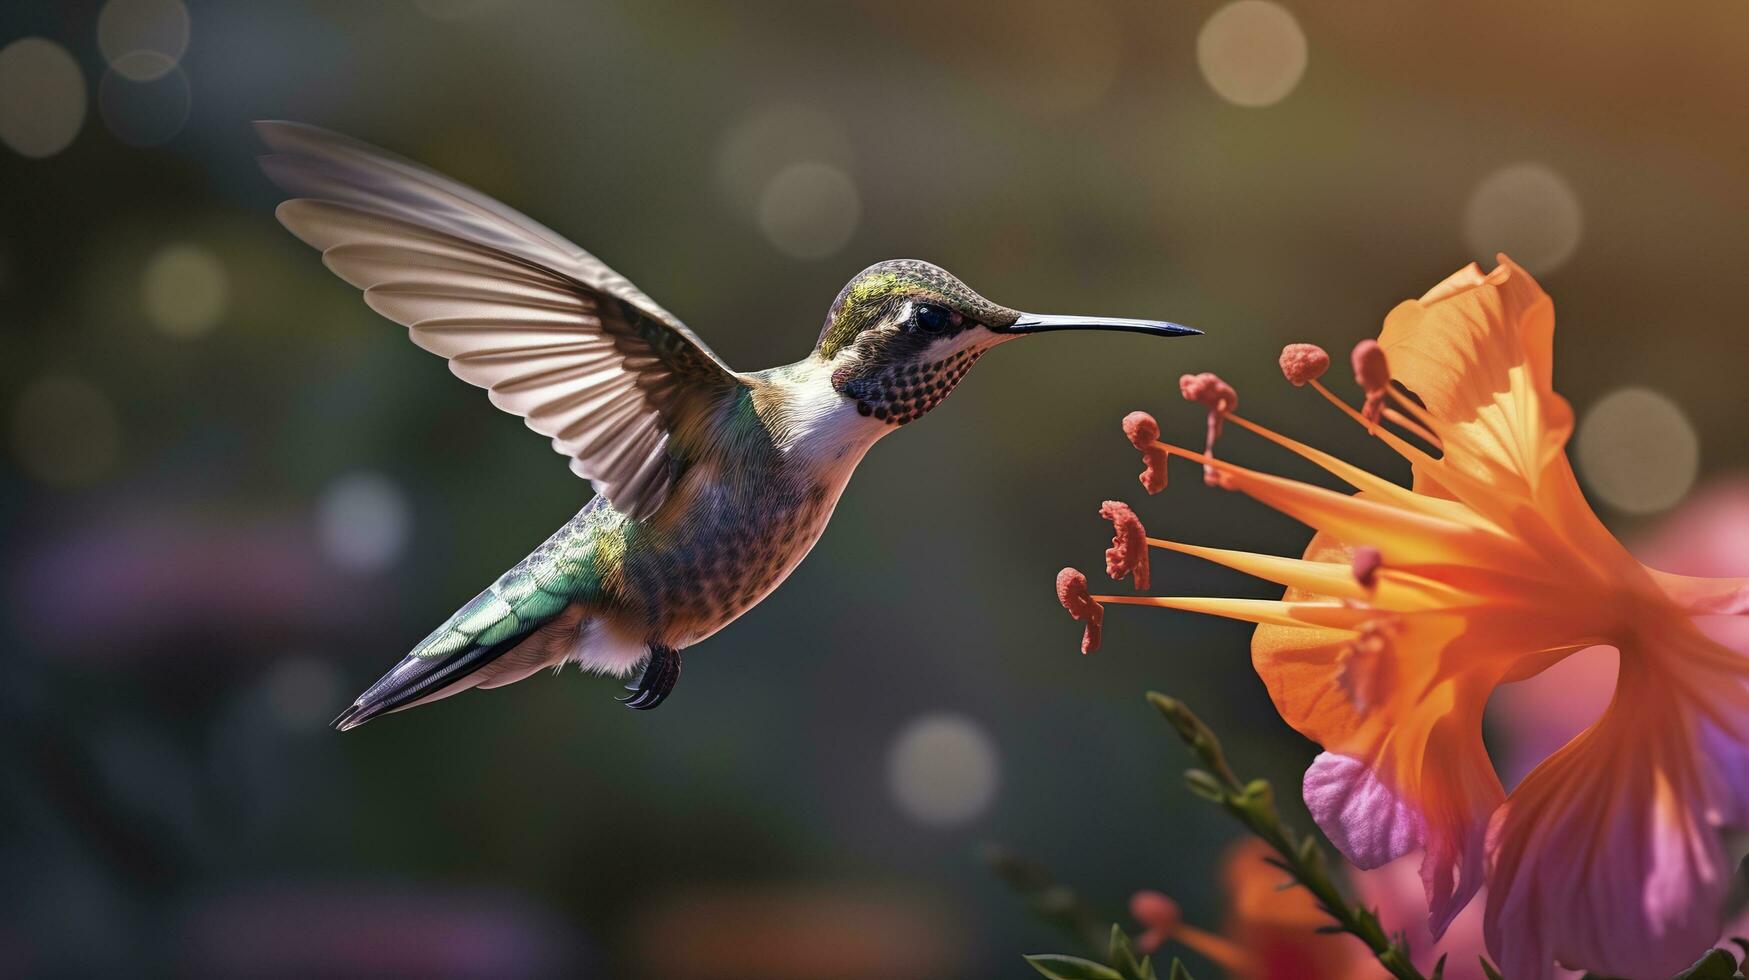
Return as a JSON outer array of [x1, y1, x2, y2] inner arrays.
[[260, 122, 744, 520]]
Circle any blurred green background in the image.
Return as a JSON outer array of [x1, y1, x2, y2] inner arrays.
[[2, 1, 1745, 976]]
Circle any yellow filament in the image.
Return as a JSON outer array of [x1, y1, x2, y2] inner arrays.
[[1093, 594, 1372, 631]]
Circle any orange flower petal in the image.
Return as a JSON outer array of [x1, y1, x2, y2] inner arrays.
[[1377, 255, 1575, 497]]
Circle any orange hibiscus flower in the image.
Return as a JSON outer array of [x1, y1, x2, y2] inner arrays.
[[1061, 257, 1749, 978]]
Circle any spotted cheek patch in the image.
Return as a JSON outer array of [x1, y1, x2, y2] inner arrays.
[[846, 348, 984, 425]]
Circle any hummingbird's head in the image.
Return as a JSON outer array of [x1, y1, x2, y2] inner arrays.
[[814, 259, 1197, 427]]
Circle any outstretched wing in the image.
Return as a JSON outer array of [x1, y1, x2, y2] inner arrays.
[[258, 121, 742, 520]]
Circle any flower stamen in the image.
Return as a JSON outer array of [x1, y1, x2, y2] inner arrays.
[[1307, 375, 1455, 475], [1179, 372, 1238, 487], [1100, 500, 1150, 590], [1123, 411, 1169, 495], [1056, 567, 1104, 654], [1386, 386, 1445, 450], [1129, 889, 1252, 971], [1278, 343, 1331, 387], [1351, 340, 1390, 428]]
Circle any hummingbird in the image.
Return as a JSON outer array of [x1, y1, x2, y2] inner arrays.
[[257, 122, 1197, 729]]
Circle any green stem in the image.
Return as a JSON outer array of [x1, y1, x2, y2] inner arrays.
[[1148, 693, 1425, 980]]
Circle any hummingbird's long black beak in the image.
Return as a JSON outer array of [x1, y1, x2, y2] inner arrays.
[[998, 313, 1201, 338]]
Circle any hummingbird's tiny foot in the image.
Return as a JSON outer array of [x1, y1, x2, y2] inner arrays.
[[618, 644, 682, 711]]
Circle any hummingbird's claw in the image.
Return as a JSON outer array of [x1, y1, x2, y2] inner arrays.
[[619, 644, 682, 711]]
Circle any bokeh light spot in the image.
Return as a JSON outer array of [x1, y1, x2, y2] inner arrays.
[[0, 38, 87, 158], [316, 472, 412, 572], [97, 0, 191, 81], [142, 243, 228, 338], [716, 106, 852, 211], [757, 162, 860, 261], [1196, 1, 1308, 108], [11, 375, 122, 487], [1576, 386, 1699, 515], [265, 656, 344, 732], [1463, 162, 1583, 275], [99, 59, 191, 145], [886, 713, 999, 826]]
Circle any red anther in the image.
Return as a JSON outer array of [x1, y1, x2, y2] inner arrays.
[[1122, 411, 1168, 495], [1351, 340, 1390, 391], [1178, 372, 1238, 415], [1138, 446, 1168, 495], [1180, 372, 1237, 486], [1099, 500, 1150, 590], [1352, 341, 1392, 425], [1279, 343, 1331, 386], [1351, 546, 1382, 589], [1352, 340, 1390, 427], [1055, 567, 1105, 655], [1122, 410, 1160, 450], [1129, 890, 1181, 955]]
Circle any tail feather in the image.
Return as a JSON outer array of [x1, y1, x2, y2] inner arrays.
[[335, 573, 582, 731], [333, 501, 613, 730], [332, 635, 524, 731]]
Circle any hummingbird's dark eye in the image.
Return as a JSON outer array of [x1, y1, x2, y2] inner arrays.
[[909, 303, 959, 334]]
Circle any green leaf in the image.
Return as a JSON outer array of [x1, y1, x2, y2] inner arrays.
[[1183, 768, 1227, 802], [1429, 953, 1447, 980], [1479, 957, 1505, 980], [1147, 693, 1221, 760], [1675, 948, 1742, 980], [1109, 924, 1142, 976], [1167, 958, 1195, 980], [1024, 954, 1126, 980]]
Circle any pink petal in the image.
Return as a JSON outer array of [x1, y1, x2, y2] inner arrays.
[[1485, 701, 1729, 979], [1700, 713, 1749, 828], [1302, 752, 1425, 869], [1304, 739, 1496, 941]]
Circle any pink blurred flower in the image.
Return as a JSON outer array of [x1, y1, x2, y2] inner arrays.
[[175, 882, 577, 977], [8, 506, 379, 662], [1131, 839, 1371, 979]]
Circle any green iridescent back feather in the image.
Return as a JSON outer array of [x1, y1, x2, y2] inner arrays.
[[410, 497, 628, 661]]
